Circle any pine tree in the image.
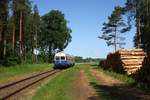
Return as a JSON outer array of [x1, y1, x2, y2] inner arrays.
[[12, 0, 32, 61], [29, 5, 41, 63], [99, 6, 129, 52], [125, 0, 150, 53], [0, 0, 9, 61], [141, 0, 150, 53], [125, 0, 145, 48]]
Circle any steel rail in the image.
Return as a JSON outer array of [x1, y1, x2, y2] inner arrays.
[[0, 69, 60, 100], [0, 69, 55, 89]]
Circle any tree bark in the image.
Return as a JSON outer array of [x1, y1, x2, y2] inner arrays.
[[19, 11, 23, 58], [146, 0, 149, 16], [49, 46, 53, 63], [35, 28, 38, 64], [12, 24, 15, 51], [136, 17, 142, 48], [0, 0, 8, 61], [114, 26, 117, 52], [0, 28, 4, 60], [1, 24, 7, 60], [3, 39, 6, 58]]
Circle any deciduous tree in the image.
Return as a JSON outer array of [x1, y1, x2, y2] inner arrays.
[[41, 10, 72, 62]]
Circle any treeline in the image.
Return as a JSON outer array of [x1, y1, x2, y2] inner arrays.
[[75, 56, 103, 63], [0, 0, 72, 65], [100, 0, 150, 54]]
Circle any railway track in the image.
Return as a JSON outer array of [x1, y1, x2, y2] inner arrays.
[[0, 69, 61, 100]]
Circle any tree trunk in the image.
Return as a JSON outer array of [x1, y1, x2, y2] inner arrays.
[[19, 11, 23, 58], [49, 46, 53, 63], [136, 17, 142, 48], [3, 39, 6, 58], [0, 29, 4, 60], [12, 24, 15, 52], [146, 0, 149, 16], [0, 0, 8, 61], [1, 24, 6, 60], [114, 26, 117, 52], [35, 29, 38, 64], [0, 36, 4, 60]]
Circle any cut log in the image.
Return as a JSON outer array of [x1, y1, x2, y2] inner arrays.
[[119, 48, 143, 50], [121, 56, 145, 59], [122, 60, 143, 65], [124, 65, 142, 69], [124, 65, 142, 68], [118, 52, 145, 56]]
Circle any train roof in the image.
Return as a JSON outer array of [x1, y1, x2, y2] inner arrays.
[[55, 52, 66, 57], [55, 52, 74, 57]]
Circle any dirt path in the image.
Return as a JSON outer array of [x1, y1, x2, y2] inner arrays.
[[91, 68, 150, 100], [73, 70, 99, 100]]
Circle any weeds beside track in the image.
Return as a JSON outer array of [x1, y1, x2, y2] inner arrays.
[[0, 69, 60, 100]]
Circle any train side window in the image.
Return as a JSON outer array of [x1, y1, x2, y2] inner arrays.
[[61, 56, 65, 60], [66, 56, 68, 60], [67, 57, 69, 60], [56, 56, 59, 60]]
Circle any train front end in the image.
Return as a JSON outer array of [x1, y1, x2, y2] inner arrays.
[[54, 52, 68, 68], [54, 52, 75, 69]]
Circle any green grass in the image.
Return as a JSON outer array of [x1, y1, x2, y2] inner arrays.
[[32, 66, 80, 100], [84, 65, 97, 83], [99, 68, 150, 92], [0, 63, 52, 83], [101, 69, 136, 86]]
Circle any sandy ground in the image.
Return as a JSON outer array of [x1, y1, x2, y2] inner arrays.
[[73, 70, 99, 100]]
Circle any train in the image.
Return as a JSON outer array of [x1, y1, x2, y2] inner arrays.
[[53, 52, 75, 69]]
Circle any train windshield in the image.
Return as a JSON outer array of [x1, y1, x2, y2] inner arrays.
[[61, 56, 65, 60]]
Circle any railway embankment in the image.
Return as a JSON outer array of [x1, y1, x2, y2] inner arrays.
[[0, 64, 52, 84]]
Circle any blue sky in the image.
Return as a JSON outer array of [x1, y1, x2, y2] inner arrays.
[[32, 0, 135, 58]]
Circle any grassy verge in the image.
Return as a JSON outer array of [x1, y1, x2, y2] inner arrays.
[[84, 65, 150, 100], [102, 69, 136, 85], [84, 65, 97, 83], [83, 65, 114, 99], [85, 65, 129, 100], [32, 66, 80, 100], [99, 68, 150, 92], [0, 63, 52, 83]]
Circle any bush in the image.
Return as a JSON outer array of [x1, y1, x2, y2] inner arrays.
[[2, 44, 21, 66], [4, 52, 21, 66]]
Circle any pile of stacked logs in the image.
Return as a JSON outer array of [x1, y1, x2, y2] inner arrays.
[[100, 49, 145, 75]]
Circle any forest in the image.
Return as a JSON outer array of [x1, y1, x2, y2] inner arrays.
[[0, 0, 72, 65]]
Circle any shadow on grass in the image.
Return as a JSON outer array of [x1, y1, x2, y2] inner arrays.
[[90, 64, 98, 67], [90, 82, 145, 100]]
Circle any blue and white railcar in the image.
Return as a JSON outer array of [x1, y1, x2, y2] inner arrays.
[[54, 52, 75, 68]]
